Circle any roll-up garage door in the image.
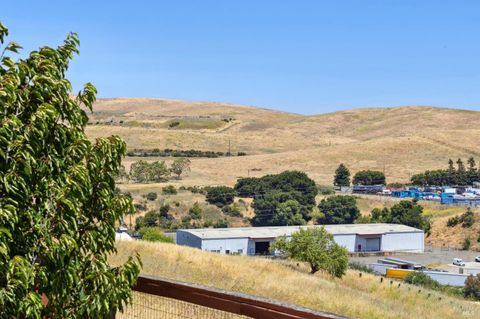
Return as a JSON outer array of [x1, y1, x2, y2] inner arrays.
[[366, 238, 380, 251]]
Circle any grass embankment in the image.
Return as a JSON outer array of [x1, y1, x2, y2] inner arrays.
[[112, 241, 479, 319]]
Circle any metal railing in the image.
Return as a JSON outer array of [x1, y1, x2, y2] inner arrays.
[[116, 275, 348, 319]]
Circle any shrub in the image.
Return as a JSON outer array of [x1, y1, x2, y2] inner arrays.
[[146, 192, 158, 201], [222, 204, 242, 217], [462, 208, 475, 228], [214, 219, 229, 228], [189, 202, 203, 219], [447, 215, 460, 227], [348, 262, 375, 274], [159, 203, 170, 217], [463, 237, 472, 250], [162, 185, 177, 195], [404, 272, 441, 290], [464, 274, 480, 300], [169, 121, 180, 128], [139, 227, 174, 243], [206, 186, 236, 207]]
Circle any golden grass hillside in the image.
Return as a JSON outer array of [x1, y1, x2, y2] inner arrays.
[[87, 98, 480, 186], [112, 241, 480, 319]]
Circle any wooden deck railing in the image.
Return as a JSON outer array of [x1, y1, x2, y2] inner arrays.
[[119, 275, 349, 319]]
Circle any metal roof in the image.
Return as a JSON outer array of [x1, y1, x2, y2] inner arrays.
[[178, 224, 423, 240]]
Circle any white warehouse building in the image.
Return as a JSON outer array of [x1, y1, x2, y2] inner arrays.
[[176, 224, 424, 255]]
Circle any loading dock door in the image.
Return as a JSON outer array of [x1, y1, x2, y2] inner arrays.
[[254, 241, 270, 255], [366, 238, 381, 251]]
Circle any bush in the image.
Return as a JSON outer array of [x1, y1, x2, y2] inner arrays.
[[214, 219, 229, 228], [464, 274, 480, 300], [404, 272, 441, 290], [146, 192, 157, 201], [463, 237, 472, 250], [462, 208, 475, 228], [447, 215, 460, 227], [169, 121, 180, 128], [139, 227, 174, 243], [159, 203, 170, 217], [222, 204, 242, 217], [189, 202, 203, 219], [206, 186, 236, 207], [447, 209, 475, 228], [162, 185, 177, 195], [348, 262, 375, 274]]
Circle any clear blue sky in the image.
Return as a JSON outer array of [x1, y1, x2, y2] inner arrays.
[[3, 1, 480, 114]]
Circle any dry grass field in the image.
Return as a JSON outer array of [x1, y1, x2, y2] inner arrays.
[[87, 98, 480, 186], [112, 241, 480, 319]]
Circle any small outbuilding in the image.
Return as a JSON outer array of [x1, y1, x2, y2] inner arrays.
[[176, 223, 424, 255]]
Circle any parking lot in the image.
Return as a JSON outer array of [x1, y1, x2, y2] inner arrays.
[[351, 247, 480, 273]]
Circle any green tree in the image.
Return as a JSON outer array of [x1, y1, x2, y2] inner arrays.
[[0, 23, 140, 317], [353, 170, 386, 185], [317, 195, 360, 224], [139, 227, 174, 243], [271, 227, 348, 277], [130, 160, 169, 183], [334, 163, 350, 187], [170, 158, 191, 179], [370, 200, 431, 233], [456, 158, 467, 185], [467, 157, 478, 184], [206, 186, 236, 207], [272, 200, 306, 226], [237, 171, 318, 226]]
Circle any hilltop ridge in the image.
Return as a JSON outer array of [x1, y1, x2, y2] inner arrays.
[[86, 98, 480, 185]]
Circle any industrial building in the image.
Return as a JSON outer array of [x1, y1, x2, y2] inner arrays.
[[176, 224, 424, 256]]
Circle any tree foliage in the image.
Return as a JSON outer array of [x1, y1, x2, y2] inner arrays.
[[170, 158, 191, 179], [334, 163, 350, 187], [0, 23, 140, 317], [205, 186, 236, 207], [353, 170, 386, 185], [130, 160, 169, 183], [464, 274, 480, 300], [271, 227, 348, 278], [235, 171, 318, 226], [317, 195, 360, 224], [411, 158, 480, 186], [138, 227, 174, 243], [370, 200, 431, 233]]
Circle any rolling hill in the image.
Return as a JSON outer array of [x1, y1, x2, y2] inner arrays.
[[112, 240, 479, 319], [86, 98, 480, 186]]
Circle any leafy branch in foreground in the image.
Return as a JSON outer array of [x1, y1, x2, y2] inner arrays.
[[0, 22, 140, 318]]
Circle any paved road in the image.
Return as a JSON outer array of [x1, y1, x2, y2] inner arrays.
[[351, 247, 480, 272]]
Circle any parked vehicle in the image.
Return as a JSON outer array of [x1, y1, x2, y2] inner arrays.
[[475, 256, 480, 263], [453, 258, 465, 266]]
